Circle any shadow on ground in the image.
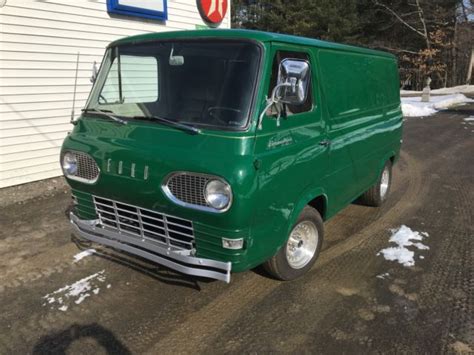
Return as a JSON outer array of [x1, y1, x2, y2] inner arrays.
[[32, 323, 131, 355]]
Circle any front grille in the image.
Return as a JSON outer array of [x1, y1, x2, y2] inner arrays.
[[73, 151, 100, 183], [93, 196, 194, 250], [166, 173, 210, 207]]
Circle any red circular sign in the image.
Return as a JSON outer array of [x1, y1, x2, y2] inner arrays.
[[197, 0, 228, 27]]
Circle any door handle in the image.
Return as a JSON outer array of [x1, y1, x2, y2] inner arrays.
[[319, 140, 331, 147]]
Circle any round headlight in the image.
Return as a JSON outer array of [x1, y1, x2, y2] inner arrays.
[[204, 179, 232, 210], [62, 152, 78, 176]]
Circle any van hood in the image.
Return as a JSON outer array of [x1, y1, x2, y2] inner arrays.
[[62, 117, 256, 220]]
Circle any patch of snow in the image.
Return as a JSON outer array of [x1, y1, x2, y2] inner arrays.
[[376, 272, 390, 279], [401, 94, 474, 117], [75, 293, 91, 305], [73, 248, 96, 263], [42, 270, 106, 311], [433, 94, 473, 110], [413, 242, 430, 250], [401, 102, 437, 117], [401, 84, 474, 96], [464, 116, 474, 122], [107, 284, 111, 289], [377, 225, 429, 267], [379, 247, 415, 267]]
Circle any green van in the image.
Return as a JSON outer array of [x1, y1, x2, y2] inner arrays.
[[62, 29, 402, 283]]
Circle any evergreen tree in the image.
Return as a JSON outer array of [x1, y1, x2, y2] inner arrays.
[[233, 0, 360, 42], [231, 0, 472, 88]]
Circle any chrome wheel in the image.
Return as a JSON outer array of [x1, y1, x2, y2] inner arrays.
[[285, 221, 319, 269], [380, 166, 390, 199]]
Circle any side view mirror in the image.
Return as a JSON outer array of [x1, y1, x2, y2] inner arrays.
[[257, 58, 311, 130], [90, 61, 99, 83], [275, 58, 311, 105]]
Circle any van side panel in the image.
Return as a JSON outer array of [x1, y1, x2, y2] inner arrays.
[[317, 50, 402, 216], [248, 45, 402, 269]]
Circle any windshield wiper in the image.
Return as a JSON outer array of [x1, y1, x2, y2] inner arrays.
[[82, 108, 128, 125], [132, 115, 200, 134]]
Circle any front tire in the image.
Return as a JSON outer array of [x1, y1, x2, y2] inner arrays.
[[360, 160, 392, 207], [263, 206, 324, 281]]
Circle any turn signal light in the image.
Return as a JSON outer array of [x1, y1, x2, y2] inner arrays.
[[222, 238, 244, 250]]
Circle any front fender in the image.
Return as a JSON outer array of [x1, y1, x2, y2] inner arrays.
[[286, 186, 328, 237]]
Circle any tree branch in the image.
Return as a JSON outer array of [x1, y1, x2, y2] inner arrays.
[[400, 11, 422, 18], [377, 46, 420, 55], [415, 0, 430, 49], [373, 0, 427, 39]]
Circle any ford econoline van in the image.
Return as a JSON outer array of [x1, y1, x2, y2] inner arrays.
[[62, 30, 402, 283]]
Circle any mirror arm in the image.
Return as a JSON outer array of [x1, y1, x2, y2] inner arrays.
[[257, 82, 292, 130], [257, 99, 274, 130], [271, 82, 291, 101]]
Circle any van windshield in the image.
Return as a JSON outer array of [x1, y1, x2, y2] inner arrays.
[[86, 40, 261, 130]]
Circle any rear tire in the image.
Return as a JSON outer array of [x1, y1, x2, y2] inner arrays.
[[360, 160, 392, 207], [264, 206, 324, 281]]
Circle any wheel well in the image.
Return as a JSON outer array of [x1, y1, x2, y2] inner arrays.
[[308, 195, 326, 221]]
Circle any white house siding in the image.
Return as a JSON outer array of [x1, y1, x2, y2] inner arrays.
[[0, 0, 231, 188]]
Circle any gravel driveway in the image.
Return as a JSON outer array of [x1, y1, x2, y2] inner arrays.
[[0, 103, 473, 354]]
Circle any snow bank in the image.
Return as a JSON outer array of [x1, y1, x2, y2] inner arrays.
[[432, 94, 473, 110], [73, 248, 96, 263], [401, 84, 474, 96], [378, 225, 429, 267], [401, 101, 437, 117], [401, 94, 474, 117], [42, 270, 107, 311]]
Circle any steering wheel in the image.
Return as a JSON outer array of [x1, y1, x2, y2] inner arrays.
[[208, 106, 241, 125]]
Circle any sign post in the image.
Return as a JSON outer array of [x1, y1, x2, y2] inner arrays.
[[421, 77, 432, 103]]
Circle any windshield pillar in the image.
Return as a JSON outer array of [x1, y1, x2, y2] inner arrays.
[[116, 47, 123, 104]]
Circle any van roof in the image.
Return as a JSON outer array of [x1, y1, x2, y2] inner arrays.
[[110, 29, 396, 59]]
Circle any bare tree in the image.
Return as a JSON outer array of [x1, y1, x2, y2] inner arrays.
[[373, 0, 431, 50], [372, 0, 467, 89], [467, 48, 474, 84]]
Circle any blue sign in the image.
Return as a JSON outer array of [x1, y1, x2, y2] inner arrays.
[[107, 0, 168, 21]]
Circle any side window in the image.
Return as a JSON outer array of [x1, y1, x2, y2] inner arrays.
[[268, 51, 313, 115], [101, 55, 158, 104]]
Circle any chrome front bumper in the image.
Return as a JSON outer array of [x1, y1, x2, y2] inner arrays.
[[70, 213, 232, 283]]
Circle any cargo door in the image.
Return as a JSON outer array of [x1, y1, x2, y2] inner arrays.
[[317, 49, 362, 212]]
